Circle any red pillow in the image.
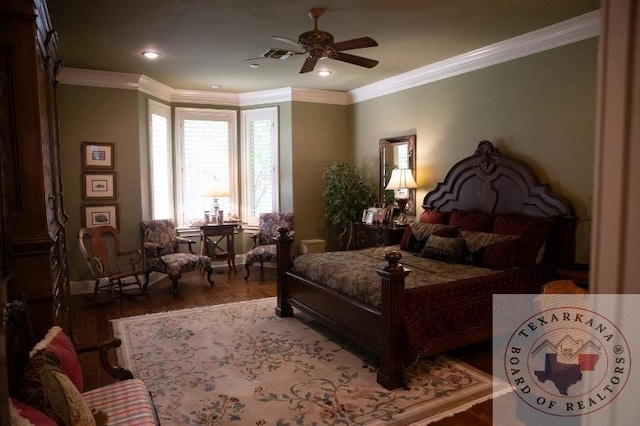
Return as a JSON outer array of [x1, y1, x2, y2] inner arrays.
[[30, 326, 83, 392], [449, 209, 493, 232], [10, 398, 57, 425], [493, 214, 556, 267], [419, 210, 449, 224]]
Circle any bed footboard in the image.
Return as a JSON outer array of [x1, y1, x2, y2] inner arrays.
[[275, 229, 410, 390]]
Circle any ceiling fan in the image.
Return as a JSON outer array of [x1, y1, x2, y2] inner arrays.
[[257, 7, 379, 74]]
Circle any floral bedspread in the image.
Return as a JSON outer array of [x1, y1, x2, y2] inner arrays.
[[292, 245, 497, 308], [291, 245, 554, 361]]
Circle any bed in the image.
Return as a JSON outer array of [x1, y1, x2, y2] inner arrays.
[[274, 140, 577, 390]]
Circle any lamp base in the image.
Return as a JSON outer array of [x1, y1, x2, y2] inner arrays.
[[395, 197, 409, 224]]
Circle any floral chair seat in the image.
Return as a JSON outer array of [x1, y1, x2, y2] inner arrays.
[[244, 212, 294, 280], [140, 219, 214, 295]]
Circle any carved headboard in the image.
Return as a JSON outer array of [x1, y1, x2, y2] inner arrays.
[[422, 140, 577, 267]]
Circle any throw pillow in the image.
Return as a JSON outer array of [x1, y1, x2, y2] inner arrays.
[[399, 223, 457, 252], [30, 326, 83, 392], [9, 398, 57, 426], [449, 209, 493, 232], [17, 350, 105, 426], [493, 214, 556, 266], [418, 210, 449, 224], [460, 230, 520, 269], [421, 234, 466, 263]]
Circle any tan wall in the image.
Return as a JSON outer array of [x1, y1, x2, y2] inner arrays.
[[352, 39, 598, 263], [58, 85, 142, 280], [291, 101, 352, 251]]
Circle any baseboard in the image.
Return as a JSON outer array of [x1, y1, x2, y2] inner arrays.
[[70, 255, 248, 295]]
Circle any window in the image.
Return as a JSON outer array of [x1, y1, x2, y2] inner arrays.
[[148, 100, 173, 219], [241, 107, 279, 226], [175, 108, 237, 227]]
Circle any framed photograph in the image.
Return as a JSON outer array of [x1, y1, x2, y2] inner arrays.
[[365, 208, 376, 225], [83, 204, 118, 228], [82, 142, 114, 169], [82, 172, 116, 200]]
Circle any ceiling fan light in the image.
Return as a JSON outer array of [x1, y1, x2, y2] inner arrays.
[[318, 70, 331, 77], [142, 51, 160, 59]]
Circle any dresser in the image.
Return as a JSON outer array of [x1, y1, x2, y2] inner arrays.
[[0, 0, 71, 340], [353, 223, 407, 249]]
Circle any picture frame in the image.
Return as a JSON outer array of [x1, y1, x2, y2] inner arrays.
[[81, 142, 114, 169], [365, 208, 376, 225], [82, 172, 116, 200], [83, 204, 118, 228]]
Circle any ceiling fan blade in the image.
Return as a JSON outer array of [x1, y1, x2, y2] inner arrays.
[[331, 37, 378, 51], [272, 36, 305, 50], [333, 52, 379, 68], [299, 56, 319, 73]]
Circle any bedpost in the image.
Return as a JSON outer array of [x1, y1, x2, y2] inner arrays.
[[275, 226, 294, 317], [376, 251, 410, 390]]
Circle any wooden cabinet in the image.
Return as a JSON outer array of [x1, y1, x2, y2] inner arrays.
[[353, 223, 407, 249], [1, 0, 70, 340]]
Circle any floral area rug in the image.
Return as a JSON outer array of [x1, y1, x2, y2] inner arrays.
[[112, 297, 502, 425]]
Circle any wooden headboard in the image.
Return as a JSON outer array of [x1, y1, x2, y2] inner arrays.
[[422, 140, 577, 267]]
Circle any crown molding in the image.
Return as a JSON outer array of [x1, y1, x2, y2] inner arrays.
[[58, 68, 141, 90], [58, 10, 599, 106], [348, 10, 599, 103]]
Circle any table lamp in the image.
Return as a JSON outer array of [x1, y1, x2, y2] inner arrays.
[[202, 178, 230, 223], [385, 168, 417, 224]]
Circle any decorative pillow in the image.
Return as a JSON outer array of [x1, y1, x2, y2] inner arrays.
[[30, 326, 83, 392], [460, 230, 520, 269], [9, 398, 57, 426], [449, 209, 493, 232], [17, 350, 104, 426], [418, 210, 450, 224], [421, 234, 466, 263], [493, 214, 556, 266], [400, 223, 457, 252]]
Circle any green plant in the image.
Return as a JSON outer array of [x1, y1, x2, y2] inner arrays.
[[322, 163, 375, 250]]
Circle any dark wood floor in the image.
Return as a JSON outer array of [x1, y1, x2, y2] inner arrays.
[[71, 265, 495, 425]]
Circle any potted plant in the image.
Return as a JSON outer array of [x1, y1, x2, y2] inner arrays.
[[322, 163, 375, 250]]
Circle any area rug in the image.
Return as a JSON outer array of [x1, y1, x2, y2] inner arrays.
[[112, 297, 504, 425]]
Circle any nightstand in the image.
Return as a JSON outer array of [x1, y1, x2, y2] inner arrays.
[[555, 264, 590, 290], [353, 223, 407, 249]]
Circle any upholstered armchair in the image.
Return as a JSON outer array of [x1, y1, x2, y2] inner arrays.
[[244, 212, 294, 280], [140, 219, 214, 295]]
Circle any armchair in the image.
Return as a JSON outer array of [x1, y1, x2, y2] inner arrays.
[[78, 225, 145, 302], [140, 219, 214, 295], [244, 212, 294, 280], [4, 297, 158, 425]]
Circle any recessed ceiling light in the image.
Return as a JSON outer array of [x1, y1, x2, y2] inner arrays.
[[210, 84, 221, 89], [249, 63, 260, 68], [318, 70, 332, 77], [142, 51, 160, 59]]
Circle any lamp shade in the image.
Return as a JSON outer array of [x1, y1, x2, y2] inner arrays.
[[202, 178, 230, 198], [385, 168, 417, 191]]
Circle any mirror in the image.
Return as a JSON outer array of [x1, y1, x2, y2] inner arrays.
[[379, 134, 416, 216]]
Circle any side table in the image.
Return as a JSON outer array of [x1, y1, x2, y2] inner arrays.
[[555, 264, 590, 290], [199, 223, 239, 272], [353, 222, 407, 249]]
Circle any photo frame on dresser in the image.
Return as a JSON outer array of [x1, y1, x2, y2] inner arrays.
[[82, 172, 116, 200], [81, 142, 114, 169], [83, 204, 118, 228]]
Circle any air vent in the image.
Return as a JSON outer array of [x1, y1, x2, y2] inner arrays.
[[260, 48, 295, 60]]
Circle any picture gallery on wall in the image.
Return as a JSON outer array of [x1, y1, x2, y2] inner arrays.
[[81, 142, 118, 228]]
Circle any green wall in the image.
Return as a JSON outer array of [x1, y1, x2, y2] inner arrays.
[[58, 37, 597, 281], [352, 39, 598, 263], [58, 86, 143, 280]]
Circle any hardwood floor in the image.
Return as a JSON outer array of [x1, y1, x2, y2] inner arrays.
[[71, 265, 496, 425]]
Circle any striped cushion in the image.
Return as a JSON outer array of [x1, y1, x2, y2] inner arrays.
[[82, 379, 158, 425]]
